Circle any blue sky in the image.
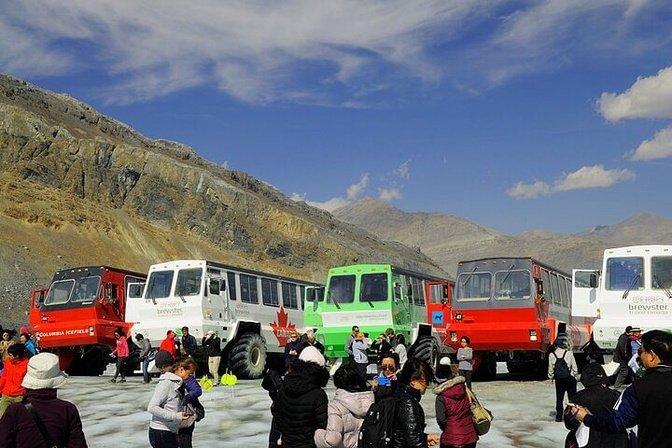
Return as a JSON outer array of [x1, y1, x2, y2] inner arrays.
[[2, 1, 672, 234]]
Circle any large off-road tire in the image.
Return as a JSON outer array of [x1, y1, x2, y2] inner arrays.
[[412, 336, 439, 371], [229, 333, 267, 379]]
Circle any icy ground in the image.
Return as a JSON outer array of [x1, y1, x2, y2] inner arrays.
[[60, 370, 570, 448]]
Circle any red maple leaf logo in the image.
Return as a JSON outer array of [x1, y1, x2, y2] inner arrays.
[[270, 307, 296, 347]]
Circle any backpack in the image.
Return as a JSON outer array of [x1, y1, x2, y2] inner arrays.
[[358, 396, 396, 448], [466, 387, 493, 436], [553, 350, 572, 380]]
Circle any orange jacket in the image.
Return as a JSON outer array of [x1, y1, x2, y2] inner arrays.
[[0, 357, 29, 397]]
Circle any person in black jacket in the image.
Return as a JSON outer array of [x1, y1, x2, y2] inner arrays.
[[202, 331, 222, 386], [274, 346, 329, 448], [573, 330, 672, 448], [391, 359, 440, 448], [564, 363, 628, 448], [302, 329, 325, 354], [371, 333, 393, 365], [180, 327, 198, 357], [262, 354, 286, 448], [613, 326, 633, 388], [284, 331, 304, 367]]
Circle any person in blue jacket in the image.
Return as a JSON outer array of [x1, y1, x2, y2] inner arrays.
[[572, 330, 672, 448], [176, 357, 203, 448]]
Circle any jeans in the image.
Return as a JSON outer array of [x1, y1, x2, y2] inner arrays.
[[149, 428, 179, 448], [113, 356, 127, 380], [459, 369, 473, 389], [208, 356, 221, 385], [554, 377, 577, 420], [142, 357, 150, 383], [178, 424, 195, 448]]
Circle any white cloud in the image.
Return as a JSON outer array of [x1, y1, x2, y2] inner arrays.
[[508, 165, 635, 199], [378, 187, 402, 202], [289, 192, 305, 202], [598, 66, 672, 122], [394, 160, 411, 180], [346, 173, 370, 200], [306, 197, 350, 212], [629, 125, 672, 161], [302, 173, 369, 212], [507, 181, 551, 199]]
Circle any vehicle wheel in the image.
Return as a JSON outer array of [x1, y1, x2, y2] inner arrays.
[[474, 352, 497, 380], [413, 336, 439, 370], [229, 333, 267, 379]]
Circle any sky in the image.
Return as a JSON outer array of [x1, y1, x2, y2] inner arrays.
[[2, 0, 672, 234]]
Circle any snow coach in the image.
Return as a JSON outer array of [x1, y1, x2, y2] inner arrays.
[[28, 266, 146, 375], [447, 257, 591, 378], [125, 260, 322, 379], [307, 263, 454, 371], [572, 245, 672, 356]]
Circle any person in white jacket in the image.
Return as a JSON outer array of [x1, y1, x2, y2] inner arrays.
[[147, 350, 196, 448], [314, 362, 374, 448], [548, 335, 579, 422]]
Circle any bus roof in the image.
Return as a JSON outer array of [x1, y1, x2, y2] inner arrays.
[[52, 266, 146, 282], [148, 259, 323, 287], [328, 263, 453, 283], [457, 257, 570, 278]]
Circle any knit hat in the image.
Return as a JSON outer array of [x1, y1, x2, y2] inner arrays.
[[154, 350, 175, 369], [21, 353, 68, 390], [298, 346, 325, 367]]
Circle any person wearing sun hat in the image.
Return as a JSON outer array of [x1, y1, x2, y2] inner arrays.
[[0, 352, 88, 447]]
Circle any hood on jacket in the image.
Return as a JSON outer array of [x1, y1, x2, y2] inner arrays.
[[282, 360, 329, 397], [333, 389, 375, 418], [432, 375, 466, 397], [580, 362, 608, 388], [158, 371, 183, 384]]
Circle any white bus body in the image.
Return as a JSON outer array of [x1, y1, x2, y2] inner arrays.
[[573, 245, 672, 351], [125, 259, 320, 378]]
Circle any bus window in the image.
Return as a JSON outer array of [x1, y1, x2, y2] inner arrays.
[[606, 257, 643, 291], [457, 273, 491, 301], [430, 284, 444, 303], [282, 282, 298, 309], [45, 280, 75, 305], [175, 269, 203, 297], [550, 274, 561, 305], [494, 270, 531, 300], [262, 279, 279, 307], [71, 276, 101, 303], [127, 283, 145, 299], [146, 271, 174, 300], [360, 273, 388, 302], [227, 272, 237, 300], [541, 270, 552, 302], [300, 285, 305, 310], [328, 275, 356, 304], [558, 276, 568, 307], [411, 278, 425, 306], [240, 274, 259, 304], [652, 257, 672, 290]]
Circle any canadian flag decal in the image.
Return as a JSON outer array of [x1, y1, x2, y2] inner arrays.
[[270, 307, 296, 347]]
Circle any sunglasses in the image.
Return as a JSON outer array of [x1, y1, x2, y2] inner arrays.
[[381, 365, 396, 371]]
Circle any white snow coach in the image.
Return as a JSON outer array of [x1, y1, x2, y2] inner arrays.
[[125, 260, 321, 378]]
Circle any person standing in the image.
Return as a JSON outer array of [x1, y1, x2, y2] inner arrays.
[[303, 329, 325, 354], [136, 334, 152, 384], [573, 330, 672, 448], [563, 363, 629, 448], [147, 351, 195, 448], [275, 346, 329, 448], [0, 330, 15, 362], [371, 352, 400, 401], [17, 334, 36, 357], [548, 335, 578, 422], [161, 331, 179, 358], [180, 327, 197, 357], [284, 330, 303, 366], [613, 326, 633, 389], [352, 332, 369, 380], [385, 328, 396, 345], [314, 362, 374, 448], [0, 352, 88, 448], [433, 358, 478, 448], [177, 358, 203, 448], [392, 359, 440, 448], [371, 334, 392, 365], [344, 325, 359, 362], [393, 334, 408, 367], [202, 331, 222, 386], [0, 344, 29, 418], [456, 337, 474, 390], [109, 328, 129, 383]]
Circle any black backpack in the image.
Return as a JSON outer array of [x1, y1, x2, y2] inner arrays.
[[358, 396, 396, 448], [553, 350, 572, 380]]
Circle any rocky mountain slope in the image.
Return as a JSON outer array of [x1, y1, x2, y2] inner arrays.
[[333, 198, 672, 275], [0, 74, 444, 325]]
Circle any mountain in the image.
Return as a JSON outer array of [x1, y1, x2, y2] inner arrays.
[[333, 199, 672, 275], [0, 74, 444, 325]]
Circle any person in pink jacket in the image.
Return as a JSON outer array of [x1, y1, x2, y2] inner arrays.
[[109, 328, 129, 383]]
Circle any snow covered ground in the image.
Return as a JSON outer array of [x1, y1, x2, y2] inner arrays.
[[60, 370, 570, 448]]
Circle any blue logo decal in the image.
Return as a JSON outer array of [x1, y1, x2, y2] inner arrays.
[[432, 311, 444, 325]]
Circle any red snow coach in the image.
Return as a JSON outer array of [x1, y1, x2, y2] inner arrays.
[[29, 266, 146, 375], [447, 257, 592, 378]]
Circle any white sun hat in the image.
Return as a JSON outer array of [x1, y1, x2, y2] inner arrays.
[[21, 352, 68, 389], [299, 346, 326, 367]]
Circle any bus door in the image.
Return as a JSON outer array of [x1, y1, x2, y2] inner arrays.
[[425, 281, 451, 331], [304, 286, 324, 330], [571, 269, 599, 319], [205, 273, 228, 321]]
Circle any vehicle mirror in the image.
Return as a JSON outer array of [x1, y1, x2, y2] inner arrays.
[[36, 291, 46, 308], [209, 279, 221, 296], [589, 273, 598, 288]]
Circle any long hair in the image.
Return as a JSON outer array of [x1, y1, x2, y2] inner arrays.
[[398, 358, 435, 385]]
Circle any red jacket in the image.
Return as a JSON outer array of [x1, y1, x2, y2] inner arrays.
[[0, 358, 29, 397], [0, 388, 87, 448], [433, 376, 478, 446], [111, 337, 129, 358], [160, 335, 177, 358]]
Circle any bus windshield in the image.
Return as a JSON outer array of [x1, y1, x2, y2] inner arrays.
[[327, 275, 356, 304], [652, 256, 672, 290], [606, 257, 643, 291], [495, 270, 531, 300], [360, 273, 388, 302], [457, 272, 491, 301], [146, 270, 174, 300], [44, 276, 101, 306]]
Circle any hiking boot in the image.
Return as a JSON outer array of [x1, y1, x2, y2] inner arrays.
[[119, 379, 127, 383], [109, 378, 116, 383]]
